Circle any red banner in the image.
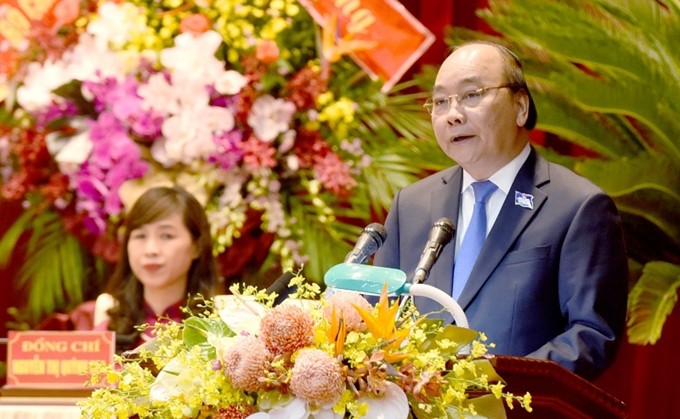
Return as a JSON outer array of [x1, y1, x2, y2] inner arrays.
[[6, 330, 115, 388], [299, 0, 434, 92]]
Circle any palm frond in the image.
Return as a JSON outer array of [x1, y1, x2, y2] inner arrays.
[[11, 211, 91, 322], [531, 86, 644, 158], [627, 261, 680, 344], [0, 209, 36, 267], [290, 195, 360, 282]]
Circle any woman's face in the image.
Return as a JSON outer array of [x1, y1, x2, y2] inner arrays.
[[127, 212, 197, 293]]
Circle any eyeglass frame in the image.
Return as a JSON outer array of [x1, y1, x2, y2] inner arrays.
[[423, 84, 520, 115]]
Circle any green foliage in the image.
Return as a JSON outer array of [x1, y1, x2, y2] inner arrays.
[[0, 209, 106, 325], [290, 79, 448, 281], [443, 0, 680, 343], [627, 262, 680, 344]]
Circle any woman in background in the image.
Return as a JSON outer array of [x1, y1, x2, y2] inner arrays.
[[94, 186, 220, 349]]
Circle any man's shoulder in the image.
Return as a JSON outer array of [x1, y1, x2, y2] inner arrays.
[[544, 159, 604, 196], [400, 166, 460, 194]]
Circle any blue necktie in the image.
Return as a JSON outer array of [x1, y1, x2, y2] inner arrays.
[[452, 180, 497, 301]]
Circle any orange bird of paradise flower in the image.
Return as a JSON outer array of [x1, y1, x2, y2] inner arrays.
[[352, 283, 413, 363]]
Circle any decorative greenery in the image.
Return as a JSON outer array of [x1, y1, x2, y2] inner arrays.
[[79, 279, 531, 418], [437, 0, 680, 344], [0, 0, 445, 324]]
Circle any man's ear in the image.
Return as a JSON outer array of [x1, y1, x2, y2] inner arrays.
[[516, 90, 530, 127]]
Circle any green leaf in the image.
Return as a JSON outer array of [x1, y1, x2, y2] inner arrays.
[[420, 324, 480, 358], [627, 261, 680, 344], [290, 197, 359, 282], [0, 209, 36, 267], [574, 154, 680, 247], [448, 393, 507, 419], [183, 316, 234, 358], [5, 211, 95, 323]]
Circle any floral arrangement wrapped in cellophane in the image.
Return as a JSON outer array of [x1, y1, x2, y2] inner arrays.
[[79, 274, 532, 418], [0, 0, 445, 317]]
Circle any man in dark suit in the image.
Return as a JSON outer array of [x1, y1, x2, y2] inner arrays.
[[373, 41, 628, 380]]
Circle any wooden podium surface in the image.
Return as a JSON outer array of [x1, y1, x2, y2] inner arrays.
[[492, 355, 628, 418]]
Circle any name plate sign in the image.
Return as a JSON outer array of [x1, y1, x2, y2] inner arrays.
[[6, 330, 115, 388]]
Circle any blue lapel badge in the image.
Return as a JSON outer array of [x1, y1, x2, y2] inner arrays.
[[514, 191, 534, 209]]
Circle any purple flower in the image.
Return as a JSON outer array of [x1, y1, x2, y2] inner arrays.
[[76, 173, 108, 202], [82, 77, 118, 113], [131, 111, 163, 139], [209, 129, 244, 169], [33, 101, 80, 129]]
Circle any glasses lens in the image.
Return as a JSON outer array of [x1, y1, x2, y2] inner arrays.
[[459, 89, 487, 108], [430, 97, 450, 115]]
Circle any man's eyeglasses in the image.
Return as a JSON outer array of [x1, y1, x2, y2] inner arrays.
[[424, 85, 516, 115]]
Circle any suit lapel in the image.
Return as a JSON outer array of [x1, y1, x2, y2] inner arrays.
[[457, 149, 550, 308], [426, 167, 462, 297]]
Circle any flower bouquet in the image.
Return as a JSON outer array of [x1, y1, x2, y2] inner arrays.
[[0, 0, 445, 322], [79, 275, 532, 418]]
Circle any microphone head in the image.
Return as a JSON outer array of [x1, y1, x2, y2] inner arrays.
[[364, 222, 387, 246], [430, 217, 455, 243]]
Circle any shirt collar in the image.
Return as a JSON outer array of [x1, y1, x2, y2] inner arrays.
[[461, 143, 531, 194]]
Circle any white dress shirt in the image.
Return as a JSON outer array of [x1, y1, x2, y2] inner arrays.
[[454, 143, 531, 259]]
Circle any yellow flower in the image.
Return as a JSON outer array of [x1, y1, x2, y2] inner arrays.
[[352, 283, 413, 363], [326, 307, 347, 357]]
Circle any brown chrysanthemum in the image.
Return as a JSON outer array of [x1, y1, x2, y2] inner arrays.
[[222, 335, 271, 392], [323, 291, 372, 332], [259, 304, 314, 355], [289, 348, 344, 404], [213, 404, 257, 419]]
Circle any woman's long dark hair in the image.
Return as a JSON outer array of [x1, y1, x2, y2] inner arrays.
[[105, 186, 220, 335]]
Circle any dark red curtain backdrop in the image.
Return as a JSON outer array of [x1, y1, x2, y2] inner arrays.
[[1, 1, 678, 417]]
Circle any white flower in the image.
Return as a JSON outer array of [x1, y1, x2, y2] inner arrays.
[[248, 396, 342, 419], [86, 2, 145, 50], [151, 81, 235, 167], [248, 95, 296, 142], [215, 295, 267, 334], [161, 31, 225, 84], [16, 60, 71, 111], [150, 357, 197, 402], [68, 33, 132, 82], [356, 381, 410, 419], [215, 70, 248, 95], [286, 155, 300, 171], [49, 123, 93, 172], [278, 129, 296, 153], [138, 73, 182, 116]]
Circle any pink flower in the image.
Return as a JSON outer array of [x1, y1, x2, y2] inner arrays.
[[259, 305, 314, 355], [239, 136, 277, 171], [289, 348, 344, 404], [314, 152, 357, 197], [256, 40, 280, 64], [222, 335, 271, 392], [179, 14, 211, 35], [323, 291, 372, 332]]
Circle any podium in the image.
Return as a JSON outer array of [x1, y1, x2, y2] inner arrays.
[[491, 356, 627, 418]]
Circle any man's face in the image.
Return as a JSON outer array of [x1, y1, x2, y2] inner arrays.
[[431, 44, 529, 179]]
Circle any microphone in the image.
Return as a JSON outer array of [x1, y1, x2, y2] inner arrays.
[[266, 271, 296, 306], [412, 217, 455, 284], [344, 223, 388, 264]]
